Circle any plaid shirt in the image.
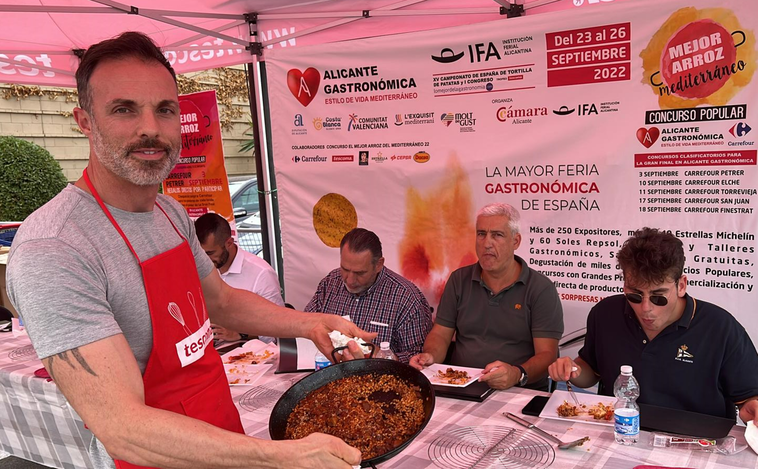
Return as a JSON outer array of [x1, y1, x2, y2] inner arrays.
[[304, 267, 432, 363]]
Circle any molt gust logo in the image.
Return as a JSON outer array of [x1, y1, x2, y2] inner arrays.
[[287, 67, 320, 107], [640, 8, 754, 109], [637, 127, 660, 148]]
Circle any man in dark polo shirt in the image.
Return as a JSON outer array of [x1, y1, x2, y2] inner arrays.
[[549, 228, 758, 423], [409, 203, 564, 391]]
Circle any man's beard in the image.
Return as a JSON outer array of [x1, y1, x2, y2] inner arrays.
[[214, 246, 230, 269], [91, 122, 180, 186]]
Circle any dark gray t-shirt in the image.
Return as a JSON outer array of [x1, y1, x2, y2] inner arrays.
[[6, 184, 214, 468], [436, 257, 564, 390]]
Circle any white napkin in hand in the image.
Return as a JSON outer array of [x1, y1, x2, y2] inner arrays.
[[746, 420, 758, 455], [328, 330, 372, 355]]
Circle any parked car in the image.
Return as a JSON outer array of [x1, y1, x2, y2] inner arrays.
[[229, 177, 263, 255], [229, 177, 259, 220]]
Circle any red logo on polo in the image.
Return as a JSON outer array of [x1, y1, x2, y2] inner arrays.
[[287, 68, 320, 107]]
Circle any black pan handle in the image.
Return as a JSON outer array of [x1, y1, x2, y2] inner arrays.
[[331, 343, 376, 363]]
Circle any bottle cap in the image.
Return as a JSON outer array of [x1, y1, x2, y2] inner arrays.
[[620, 365, 633, 375], [380, 341, 390, 350]]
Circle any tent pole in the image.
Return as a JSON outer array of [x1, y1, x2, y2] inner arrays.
[[247, 59, 284, 288], [246, 60, 270, 264]]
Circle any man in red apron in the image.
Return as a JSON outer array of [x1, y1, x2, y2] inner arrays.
[[7, 32, 372, 469]]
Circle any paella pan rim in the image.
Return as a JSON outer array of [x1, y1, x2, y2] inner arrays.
[[268, 359, 436, 466]]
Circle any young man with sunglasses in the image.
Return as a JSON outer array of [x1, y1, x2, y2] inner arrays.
[[548, 228, 758, 424]]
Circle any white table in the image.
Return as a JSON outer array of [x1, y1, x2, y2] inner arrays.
[[2, 333, 757, 469], [0, 333, 92, 469]]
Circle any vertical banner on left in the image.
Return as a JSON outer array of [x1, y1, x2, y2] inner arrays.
[[162, 90, 234, 223]]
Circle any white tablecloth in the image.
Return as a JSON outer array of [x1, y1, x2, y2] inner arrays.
[[1, 333, 757, 469]]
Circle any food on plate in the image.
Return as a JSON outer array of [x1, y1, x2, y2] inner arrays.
[[587, 402, 614, 421], [433, 367, 472, 385], [286, 373, 426, 459], [223, 349, 274, 365], [557, 400, 584, 417], [556, 400, 614, 420], [228, 377, 252, 385]]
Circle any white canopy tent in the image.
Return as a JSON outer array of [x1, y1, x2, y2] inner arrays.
[[0, 0, 627, 270]]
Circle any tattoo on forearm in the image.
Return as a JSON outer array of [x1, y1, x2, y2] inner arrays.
[[43, 347, 98, 381]]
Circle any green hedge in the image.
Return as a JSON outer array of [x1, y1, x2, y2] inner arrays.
[[0, 136, 68, 221]]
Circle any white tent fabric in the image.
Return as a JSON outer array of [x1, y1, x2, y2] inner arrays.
[[0, 0, 631, 87], [0, 0, 630, 270]]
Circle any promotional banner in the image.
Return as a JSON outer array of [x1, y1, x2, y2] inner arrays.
[[163, 90, 234, 224], [265, 0, 758, 342]]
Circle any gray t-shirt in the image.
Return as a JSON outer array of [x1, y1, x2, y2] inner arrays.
[[436, 257, 564, 390], [6, 184, 214, 468]]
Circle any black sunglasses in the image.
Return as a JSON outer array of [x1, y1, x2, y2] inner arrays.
[[624, 293, 668, 306], [624, 277, 680, 307]]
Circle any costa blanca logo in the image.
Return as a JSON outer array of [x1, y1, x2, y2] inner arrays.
[[287, 67, 320, 107], [312, 116, 342, 131], [322, 116, 342, 130]]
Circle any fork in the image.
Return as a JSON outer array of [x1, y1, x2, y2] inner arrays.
[[505, 412, 590, 449], [565, 366, 581, 406]]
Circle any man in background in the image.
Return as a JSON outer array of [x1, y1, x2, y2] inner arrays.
[[410, 203, 564, 391], [195, 212, 283, 343], [549, 228, 758, 423], [305, 228, 433, 363]]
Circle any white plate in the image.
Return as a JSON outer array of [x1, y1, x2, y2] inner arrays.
[[421, 364, 483, 387], [224, 363, 272, 386], [221, 341, 278, 365], [539, 389, 615, 426]]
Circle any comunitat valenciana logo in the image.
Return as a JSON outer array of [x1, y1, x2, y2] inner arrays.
[[287, 67, 320, 106], [640, 8, 755, 109]]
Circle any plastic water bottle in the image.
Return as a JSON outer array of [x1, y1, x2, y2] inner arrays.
[[314, 351, 331, 370], [613, 365, 640, 445], [375, 342, 398, 361]]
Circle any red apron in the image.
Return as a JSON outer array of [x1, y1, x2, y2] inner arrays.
[[83, 170, 244, 469]]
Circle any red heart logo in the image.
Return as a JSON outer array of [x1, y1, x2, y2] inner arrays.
[[636, 127, 659, 148], [287, 68, 320, 107]]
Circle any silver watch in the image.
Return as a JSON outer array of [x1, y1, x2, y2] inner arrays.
[[515, 364, 528, 386]]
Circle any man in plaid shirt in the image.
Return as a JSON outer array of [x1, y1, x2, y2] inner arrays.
[[305, 228, 433, 363]]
